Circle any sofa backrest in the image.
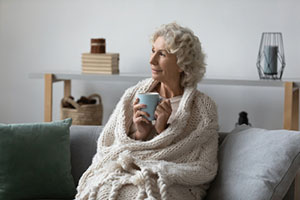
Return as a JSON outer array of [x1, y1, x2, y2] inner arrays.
[[70, 125, 102, 186]]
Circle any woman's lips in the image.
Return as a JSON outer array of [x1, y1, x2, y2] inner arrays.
[[152, 69, 162, 73]]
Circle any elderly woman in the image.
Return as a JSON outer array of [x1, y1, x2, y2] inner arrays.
[[76, 22, 219, 200]]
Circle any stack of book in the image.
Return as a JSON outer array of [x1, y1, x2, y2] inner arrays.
[[81, 53, 119, 74]]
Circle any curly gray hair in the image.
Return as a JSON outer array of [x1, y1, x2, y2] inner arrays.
[[151, 22, 206, 87]]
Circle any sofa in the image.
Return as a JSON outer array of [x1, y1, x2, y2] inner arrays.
[[0, 120, 300, 200]]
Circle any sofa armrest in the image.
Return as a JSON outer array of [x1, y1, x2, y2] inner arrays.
[[207, 127, 300, 200]]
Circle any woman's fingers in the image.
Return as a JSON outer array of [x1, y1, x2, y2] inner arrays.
[[133, 99, 147, 113], [154, 100, 172, 134], [133, 104, 146, 113], [133, 107, 151, 124], [132, 98, 151, 125], [134, 110, 150, 118], [134, 116, 151, 124], [133, 97, 139, 105], [133, 112, 151, 124]]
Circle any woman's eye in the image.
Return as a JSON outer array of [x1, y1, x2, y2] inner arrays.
[[159, 52, 166, 57], [151, 49, 166, 57]]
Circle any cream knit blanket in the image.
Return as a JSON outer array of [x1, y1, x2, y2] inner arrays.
[[75, 78, 219, 200]]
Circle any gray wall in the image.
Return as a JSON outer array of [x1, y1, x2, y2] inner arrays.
[[0, 0, 299, 132]]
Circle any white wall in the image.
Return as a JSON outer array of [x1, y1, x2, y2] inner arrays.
[[0, 0, 299, 132]]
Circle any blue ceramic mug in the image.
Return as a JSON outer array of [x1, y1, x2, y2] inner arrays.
[[137, 92, 160, 121]]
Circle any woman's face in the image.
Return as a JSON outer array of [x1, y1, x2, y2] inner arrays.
[[150, 36, 182, 85]]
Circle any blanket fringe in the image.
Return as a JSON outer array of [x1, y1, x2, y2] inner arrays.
[[157, 173, 168, 200]]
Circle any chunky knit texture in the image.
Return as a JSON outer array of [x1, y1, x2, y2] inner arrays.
[[75, 78, 219, 200]]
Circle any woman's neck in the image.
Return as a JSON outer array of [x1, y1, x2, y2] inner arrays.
[[157, 82, 183, 98]]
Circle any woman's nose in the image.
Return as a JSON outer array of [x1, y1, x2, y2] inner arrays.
[[150, 53, 158, 65]]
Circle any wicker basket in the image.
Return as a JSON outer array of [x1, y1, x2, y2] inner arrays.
[[60, 94, 103, 125]]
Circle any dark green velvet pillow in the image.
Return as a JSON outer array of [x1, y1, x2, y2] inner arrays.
[[0, 118, 76, 200]]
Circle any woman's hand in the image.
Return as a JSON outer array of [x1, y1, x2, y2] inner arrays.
[[132, 98, 153, 140], [154, 99, 172, 134]]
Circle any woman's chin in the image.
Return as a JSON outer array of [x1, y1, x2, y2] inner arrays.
[[151, 74, 161, 81]]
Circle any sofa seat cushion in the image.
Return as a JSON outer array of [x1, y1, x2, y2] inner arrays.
[[206, 126, 300, 200], [0, 118, 76, 200]]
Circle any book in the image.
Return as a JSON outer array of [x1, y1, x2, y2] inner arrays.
[[82, 64, 118, 69], [82, 68, 119, 72], [81, 61, 119, 66], [81, 57, 119, 62], [82, 53, 119, 59], [82, 63, 119, 69], [81, 59, 119, 64], [82, 69, 119, 74], [82, 66, 119, 71]]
